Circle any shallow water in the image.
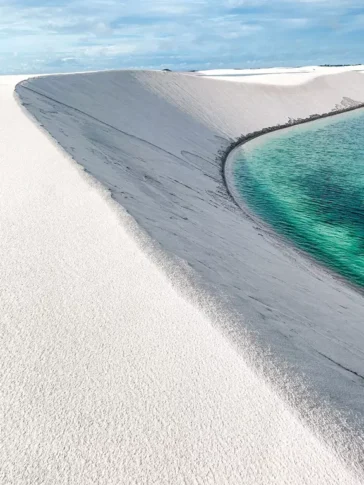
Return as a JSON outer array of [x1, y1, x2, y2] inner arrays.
[[233, 110, 364, 288]]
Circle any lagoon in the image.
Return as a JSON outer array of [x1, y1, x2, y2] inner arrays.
[[233, 110, 364, 289]]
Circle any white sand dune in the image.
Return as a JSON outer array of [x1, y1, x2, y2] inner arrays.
[[198, 65, 364, 85], [16, 69, 364, 421], [0, 69, 363, 483]]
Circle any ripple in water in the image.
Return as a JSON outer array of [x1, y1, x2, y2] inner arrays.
[[233, 110, 364, 288]]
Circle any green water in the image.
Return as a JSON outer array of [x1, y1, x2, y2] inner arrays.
[[233, 110, 364, 288]]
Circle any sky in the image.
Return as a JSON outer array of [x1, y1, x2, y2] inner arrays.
[[0, 0, 363, 74]]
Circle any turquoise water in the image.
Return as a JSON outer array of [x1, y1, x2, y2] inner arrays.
[[233, 110, 364, 288]]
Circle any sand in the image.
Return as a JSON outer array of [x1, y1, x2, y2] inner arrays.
[[0, 69, 363, 483], [198, 65, 364, 84], [16, 68, 364, 420]]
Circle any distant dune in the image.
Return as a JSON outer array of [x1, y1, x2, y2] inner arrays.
[[9, 68, 364, 481]]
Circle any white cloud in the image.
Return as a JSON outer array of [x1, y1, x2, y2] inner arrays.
[[0, 0, 363, 73]]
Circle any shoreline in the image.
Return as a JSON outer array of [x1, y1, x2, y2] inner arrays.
[[223, 105, 364, 296]]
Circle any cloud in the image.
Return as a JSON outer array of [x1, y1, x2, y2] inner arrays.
[[0, 0, 363, 74]]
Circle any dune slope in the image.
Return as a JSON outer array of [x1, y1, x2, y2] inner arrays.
[[16, 70, 364, 423], [2, 70, 363, 482], [2, 71, 363, 484]]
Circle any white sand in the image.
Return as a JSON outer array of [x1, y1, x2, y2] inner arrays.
[[198, 65, 364, 85], [16, 69, 364, 421], [1, 70, 363, 483]]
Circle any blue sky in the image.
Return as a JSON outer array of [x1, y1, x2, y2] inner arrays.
[[1, 0, 363, 74]]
